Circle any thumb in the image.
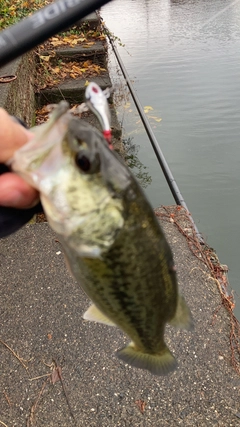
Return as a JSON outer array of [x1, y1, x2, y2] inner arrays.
[[0, 108, 34, 163]]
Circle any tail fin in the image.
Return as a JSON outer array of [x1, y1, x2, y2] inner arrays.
[[116, 342, 177, 376]]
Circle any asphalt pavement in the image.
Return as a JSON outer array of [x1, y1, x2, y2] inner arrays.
[[1, 206, 239, 426]]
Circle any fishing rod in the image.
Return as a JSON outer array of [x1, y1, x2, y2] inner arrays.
[[0, 1, 202, 240], [0, 0, 114, 67], [106, 31, 203, 240]]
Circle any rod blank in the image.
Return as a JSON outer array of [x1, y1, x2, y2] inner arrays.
[[0, 0, 113, 67]]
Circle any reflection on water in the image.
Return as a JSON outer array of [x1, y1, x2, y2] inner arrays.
[[122, 137, 152, 188], [102, 0, 240, 318]]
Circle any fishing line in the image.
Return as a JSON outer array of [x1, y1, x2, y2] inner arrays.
[[106, 30, 203, 241], [103, 0, 240, 78]]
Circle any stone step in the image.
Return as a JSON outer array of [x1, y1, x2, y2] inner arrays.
[[36, 74, 112, 106], [76, 12, 101, 31], [40, 41, 107, 67]]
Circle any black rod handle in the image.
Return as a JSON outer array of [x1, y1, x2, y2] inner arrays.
[[0, 0, 113, 67]]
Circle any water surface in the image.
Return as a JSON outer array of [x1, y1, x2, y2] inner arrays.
[[102, 0, 240, 318]]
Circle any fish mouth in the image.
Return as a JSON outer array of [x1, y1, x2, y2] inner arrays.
[[9, 103, 72, 189]]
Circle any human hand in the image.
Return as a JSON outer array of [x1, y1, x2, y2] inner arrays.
[[0, 108, 39, 208]]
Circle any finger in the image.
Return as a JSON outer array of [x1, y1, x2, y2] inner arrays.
[[0, 108, 34, 163], [0, 173, 39, 208]]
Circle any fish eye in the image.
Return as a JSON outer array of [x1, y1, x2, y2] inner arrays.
[[75, 154, 91, 172]]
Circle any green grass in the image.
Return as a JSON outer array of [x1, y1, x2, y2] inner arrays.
[[0, 0, 49, 30]]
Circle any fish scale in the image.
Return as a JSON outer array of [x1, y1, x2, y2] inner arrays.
[[9, 99, 194, 376]]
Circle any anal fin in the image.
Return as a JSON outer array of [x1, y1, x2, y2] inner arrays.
[[169, 294, 194, 331], [83, 304, 116, 327]]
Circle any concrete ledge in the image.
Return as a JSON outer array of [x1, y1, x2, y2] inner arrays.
[[36, 74, 112, 106], [76, 12, 101, 30], [0, 51, 36, 126], [40, 41, 106, 64], [51, 41, 107, 66]]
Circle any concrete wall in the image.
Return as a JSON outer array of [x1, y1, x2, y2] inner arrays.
[[0, 51, 36, 127]]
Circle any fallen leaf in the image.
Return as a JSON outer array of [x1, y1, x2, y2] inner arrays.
[[135, 399, 146, 414], [144, 105, 153, 113], [83, 42, 95, 48], [52, 67, 60, 74], [83, 60, 92, 67], [37, 105, 51, 115], [72, 65, 84, 73], [148, 115, 162, 122], [40, 55, 51, 62], [51, 366, 61, 384], [50, 40, 64, 47]]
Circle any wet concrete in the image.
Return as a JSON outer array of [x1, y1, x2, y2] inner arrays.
[[1, 207, 239, 427]]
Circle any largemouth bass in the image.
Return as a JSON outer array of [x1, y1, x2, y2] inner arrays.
[[9, 101, 193, 376]]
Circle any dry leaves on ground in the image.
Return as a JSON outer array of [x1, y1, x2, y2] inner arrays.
[[36, 58, 106, 90], [42, 30, 106, 50]]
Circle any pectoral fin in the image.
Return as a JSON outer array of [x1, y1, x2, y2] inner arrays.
[[169, 294, 194, 331], [83, 304, 116, 326]]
